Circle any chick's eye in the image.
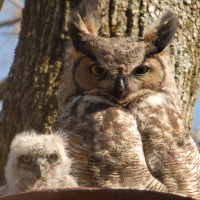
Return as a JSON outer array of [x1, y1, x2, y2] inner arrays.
[[134, 66, 150, 75], [90, 65, 107, 76], [48, 153, 58, 162], [22, 155, 32, 164]]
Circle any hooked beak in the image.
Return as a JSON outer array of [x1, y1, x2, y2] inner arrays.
[[35, 159, 48, 179], [113, 76, 126, 100]]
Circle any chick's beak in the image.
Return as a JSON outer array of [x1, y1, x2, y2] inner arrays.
[[35, 159, 48, 179]]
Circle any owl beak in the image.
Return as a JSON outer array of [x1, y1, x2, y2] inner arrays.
[[114, 76, 125, 100], [35, 160, 47, 179], [37, 165, 45, 179]]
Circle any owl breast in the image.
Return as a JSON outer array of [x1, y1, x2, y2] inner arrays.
[[56, 95, 167, 191]]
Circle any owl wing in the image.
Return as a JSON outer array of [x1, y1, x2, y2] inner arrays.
[[131, 93, 200, 198], [55, 95, 167, 191]]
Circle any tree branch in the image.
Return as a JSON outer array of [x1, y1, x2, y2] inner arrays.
[[0, 0, 4, 12], [0, 18, 21, 27], [11, 0, 24, 9]]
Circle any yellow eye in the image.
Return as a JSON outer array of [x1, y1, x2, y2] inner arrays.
[[90, 65, 107, 76], [22, 155, 32, 164], [48, 153, 58, 162]]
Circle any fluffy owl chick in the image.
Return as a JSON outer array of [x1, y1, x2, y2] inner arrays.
[[0, 131, 77, 196]]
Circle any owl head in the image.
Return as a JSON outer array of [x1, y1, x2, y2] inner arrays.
[[59, 0, 178, 106], [5, 130, 71, 192]]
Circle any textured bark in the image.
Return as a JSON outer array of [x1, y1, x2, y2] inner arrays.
[[0, 79, 6, 100], [0, 0, 68, 183], [0, 0, 199, 185]]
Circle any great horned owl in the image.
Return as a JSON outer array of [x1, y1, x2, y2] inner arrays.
[[56, 0, 200, 198], [56, 0, 167, 192], [0, 130, 77, 196]]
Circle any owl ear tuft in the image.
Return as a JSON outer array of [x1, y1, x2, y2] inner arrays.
[[68, 0, 100, 54], [144, 11, 178, 55]]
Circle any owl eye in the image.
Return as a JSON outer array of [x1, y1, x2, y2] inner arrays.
[[90, 65, 107, 76], [134, 65, 150, 75], [48, 153, 58, 162], [21, 155, 32, 164]]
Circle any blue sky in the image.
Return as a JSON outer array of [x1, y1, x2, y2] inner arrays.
[[0, 1, 19, 80], [0, 0, 200, 133], [0, 0, 20, 110]]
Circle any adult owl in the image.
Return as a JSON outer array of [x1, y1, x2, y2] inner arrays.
[[56, 0, 200, 198], [0, 131, 77, 196]]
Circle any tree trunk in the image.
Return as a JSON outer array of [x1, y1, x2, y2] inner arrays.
[[0, 0, 199, 185]]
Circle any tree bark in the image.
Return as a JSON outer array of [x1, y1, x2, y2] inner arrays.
[[0, 0, 199, 185]]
